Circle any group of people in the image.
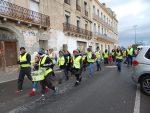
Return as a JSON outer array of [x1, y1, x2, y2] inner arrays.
[[16, 45, 138, 97]]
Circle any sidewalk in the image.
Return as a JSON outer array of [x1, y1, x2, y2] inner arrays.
[[0, 65, 60, 84], [0, 66, 18, 83]]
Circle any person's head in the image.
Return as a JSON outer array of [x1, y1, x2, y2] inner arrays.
[[20, 47, 26, 54], [59, 51, 64, 57], [73, 49, 79, 56], [96, 46, 100, 51], [38, 49, 45, 58], [105, 49, 108, 53], [35, 55, 40, 62], [87, 48, 92, 52]]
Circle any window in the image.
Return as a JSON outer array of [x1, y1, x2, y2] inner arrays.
[[101, 12, 103, 19], [85, 22, 88, 30], [29, 0, 39, 12], [93, 5, 95, 15], [98, 26, 100, 33], [65, 11, 70, 25], [97, 9, 99, 17], [93, 23, 96, 33], [64, 0, 70, 5], [145, 49, 150, 59]]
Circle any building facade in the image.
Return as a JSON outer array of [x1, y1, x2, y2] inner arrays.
[[0, 0, 118, 69]]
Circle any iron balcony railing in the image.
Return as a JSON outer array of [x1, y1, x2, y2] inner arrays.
[[63, 23, 92, 37], [93, 14, 113, 31], [93, 32, 117, 43], [0, 0, 50, 28]]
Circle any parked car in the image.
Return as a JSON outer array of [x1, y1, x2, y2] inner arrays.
[[132, 46, 150, 96]]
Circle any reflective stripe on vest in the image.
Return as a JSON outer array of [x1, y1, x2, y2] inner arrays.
[[87, 52, 95, 63], [39, 55, 53, 77], [116, 52, 123, 60], [73, 56, 82, 69], [19, 53, 31, 68], [58, 56, 65, 66], [96, 51, 101, 59], [104, 52, 108, 58]]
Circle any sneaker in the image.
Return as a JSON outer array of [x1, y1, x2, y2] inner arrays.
[[41, 94, 45, 101], [16, 89, 23, 93], [29, 90, 35, 96], [45, 87, 49, 94], [74, 81, 79, 87], [53, 87, 59, 95]]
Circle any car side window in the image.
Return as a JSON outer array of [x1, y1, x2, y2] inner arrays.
[[145, 48, 150, 59]]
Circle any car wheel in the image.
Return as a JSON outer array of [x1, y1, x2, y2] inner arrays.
[[140, 76, 150, 96]]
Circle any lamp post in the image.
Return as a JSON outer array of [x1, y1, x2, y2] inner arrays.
[[133, 25, 138, 44]]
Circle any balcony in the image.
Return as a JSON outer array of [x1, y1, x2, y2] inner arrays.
[[63, 23, 92, 39], [93, 14, 113, 31], [85, 10, 88, 17], [0, 0, 50, 28], [76, 4, 81, 12], [93, 32, 117, 43], [64, 0, 70, 5]]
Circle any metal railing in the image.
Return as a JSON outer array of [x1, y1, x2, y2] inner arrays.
[[0, 0, 50, 28], [93, 14, 113, 31], [93, 32, 116, 42], [63, 23, 92, 37]]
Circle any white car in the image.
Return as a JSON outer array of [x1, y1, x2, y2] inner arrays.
[[132, 46, 150, 96]]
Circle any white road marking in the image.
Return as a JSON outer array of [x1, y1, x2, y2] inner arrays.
[[0, 70, 62, 84], [134, 86, 141, 113]]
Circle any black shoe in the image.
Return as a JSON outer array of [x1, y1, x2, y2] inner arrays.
[[74, 82, 79, 87], [65, 76, 69, 81]]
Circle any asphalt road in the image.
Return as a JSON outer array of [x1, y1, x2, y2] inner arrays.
[[0, 65, 150, 113]]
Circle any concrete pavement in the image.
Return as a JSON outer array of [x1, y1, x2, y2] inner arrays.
[[0, 65, 150, 113]]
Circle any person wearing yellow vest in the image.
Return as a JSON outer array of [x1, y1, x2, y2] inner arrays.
[[72, 49, 82, 86], [95, 46, 101, 71], [103, 49, 109, 64], [87, 48, 95, 77], [62, 49, 72, 81], [16, 47, 32, 93], [111, 49, 116, 62], [48, 48, 56, 77], [57, 51, 66, 84], [127, 46, 134, 66], [116, 48, 123, 72], [38, 50, 58, 96]]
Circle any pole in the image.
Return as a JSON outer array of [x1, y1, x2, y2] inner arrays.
[[133, 25, 137, 44]]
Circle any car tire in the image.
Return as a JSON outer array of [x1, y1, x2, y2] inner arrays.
[[140, 76, 150, 96]]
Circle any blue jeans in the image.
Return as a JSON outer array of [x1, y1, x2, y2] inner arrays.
[[96, 60, 101, 71], [88, 63, 94, 77], [116, 60, 122, 72], [33, 81, 38, 90]]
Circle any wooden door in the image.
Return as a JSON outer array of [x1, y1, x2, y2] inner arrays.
[[4, 41, 17, 66]]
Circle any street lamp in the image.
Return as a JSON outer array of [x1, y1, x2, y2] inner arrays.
[[133, 25, 138, 44]]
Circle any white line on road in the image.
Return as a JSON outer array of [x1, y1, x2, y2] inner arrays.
[[134, 86, 141, 113]]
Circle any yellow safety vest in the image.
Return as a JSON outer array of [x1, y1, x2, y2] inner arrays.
[[127, 48, 133, 56], [87, 52, 95, 63], [39, 55, 53, 77], [116, 52, 123, 60], [82, 55, 86, 61], [19, 53, 31, 68], [73, 56, 82, 69], [104, 52, 108, 58], [58, 56, 65, 66], [95, 51, 101, 59]]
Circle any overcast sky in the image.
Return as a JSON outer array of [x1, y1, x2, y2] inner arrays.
[[100, 0, 150, 47]]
